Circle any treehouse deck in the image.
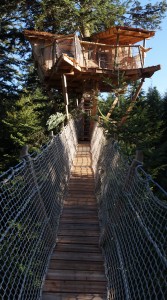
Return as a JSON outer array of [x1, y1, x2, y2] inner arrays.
[[42, 142, 107, 299], [24, 26, 161, 93]]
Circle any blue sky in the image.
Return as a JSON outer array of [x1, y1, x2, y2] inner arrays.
[[140, 0, 167, 96], [143, 17, 167, 96]]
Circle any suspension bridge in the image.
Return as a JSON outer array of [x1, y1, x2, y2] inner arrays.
[[0, 120, 166, 299]]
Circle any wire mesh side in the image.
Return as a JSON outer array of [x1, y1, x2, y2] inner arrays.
[[91, 125, 167, 300], [0, 119, 78, 300]]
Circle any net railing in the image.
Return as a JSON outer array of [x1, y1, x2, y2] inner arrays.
[[91, 123, 167, 300], [0, 119, 78, 300], [81, 43, 142, 70]]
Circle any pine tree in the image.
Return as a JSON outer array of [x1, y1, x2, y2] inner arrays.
[[31, 0, 167, 35], [0, 88, 51, 171]]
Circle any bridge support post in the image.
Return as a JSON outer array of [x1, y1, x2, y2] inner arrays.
[[106, 96, 119, 119], [62, 74, 69, 119], [124, 149, 143, 192]]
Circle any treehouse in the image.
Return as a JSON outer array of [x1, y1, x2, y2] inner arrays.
[[24, 26, 160, 93], [24, 26, 160, 139]]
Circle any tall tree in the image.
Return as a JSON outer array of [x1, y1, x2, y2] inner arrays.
[[31, 0, 167, 36]]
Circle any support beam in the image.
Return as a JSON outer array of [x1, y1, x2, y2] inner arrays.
[[143, 38, 146, 66], [61, 74, 69, 119], [119, 78, 145, 126], [114, 34, 120, 70], [106, 96, 119, 119], [124, 149, 143, 192]]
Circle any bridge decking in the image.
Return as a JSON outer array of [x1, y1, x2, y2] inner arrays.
[[42, 142, 106, 299]]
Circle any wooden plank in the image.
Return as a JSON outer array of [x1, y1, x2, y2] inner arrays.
[[64, 199, 96, 205], [59, 218, 98, 224], [66, 193, 96, 198], [43, 280, 106, 293], [61, 209, 97, 214], [59, 224, 99, 231], [57, 236, 99, 244], [62, 208, 97, 214], [60, 221, 99, 227], [68, 183, 94, 188], [42, 292, 105, 300], [51, 252, 103, 262], [49, 260, 104, 271], [61, 216, 98, 221], [68, 188, 95, 193], [55, 243, 101, 253], [58, 230, 99, 237], [60, 213, 98, 219], [68, 179, 94, 183], [46, 270, 106, 281], [60, 218, 98, 224], [64, 203, 96, 207], [62, 205, 97, 210]]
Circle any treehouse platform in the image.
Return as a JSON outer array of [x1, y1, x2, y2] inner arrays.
[[24, 26, 160, 93]]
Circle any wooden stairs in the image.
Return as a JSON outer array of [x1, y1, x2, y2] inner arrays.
[[42, 142, 107, 299]]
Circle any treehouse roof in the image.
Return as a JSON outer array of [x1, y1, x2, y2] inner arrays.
[[91, 26, 155, 45], [24, 26, 155, 45], [24, 30, 75, 41]]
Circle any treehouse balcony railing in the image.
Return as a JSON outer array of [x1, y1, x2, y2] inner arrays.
[[34, 35, 144, 73], [80, 42, 143, 70]]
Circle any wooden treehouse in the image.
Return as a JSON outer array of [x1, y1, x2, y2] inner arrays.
[[24, 26, 160, 138]]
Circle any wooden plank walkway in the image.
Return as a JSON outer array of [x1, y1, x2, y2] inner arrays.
[[42, 142, 106, 300]]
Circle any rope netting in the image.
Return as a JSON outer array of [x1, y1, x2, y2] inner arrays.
[[91, 124, 167, 300], [0, 120, 78, 300]]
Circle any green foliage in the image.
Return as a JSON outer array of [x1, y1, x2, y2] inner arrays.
[[31, 0, 167, 35], [0, 88, 51, 172], [46, 112, 66, 133], [98, 85, 167, 190]]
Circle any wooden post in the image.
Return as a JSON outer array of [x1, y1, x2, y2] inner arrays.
[[119, 78, 145, 126], [138, 46, 143, 68], [124, 149, 143, 192], [49, 130, 54, 140], [90, 82, 99, 136], [61, 74, 69, 119], [74, 34, 77, 60], [19, 145, 29, 159], [106, 96, 119, 119], [114, 34, 119, 70], [142, 38, 146, 66]]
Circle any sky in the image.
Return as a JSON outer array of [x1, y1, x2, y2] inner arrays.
[[139, 1, 167, 96], [143, 17, 167, 96]]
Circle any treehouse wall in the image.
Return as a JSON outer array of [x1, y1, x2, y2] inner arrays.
[[32, 41, 54, 70], [30, 34, 143, 80]]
